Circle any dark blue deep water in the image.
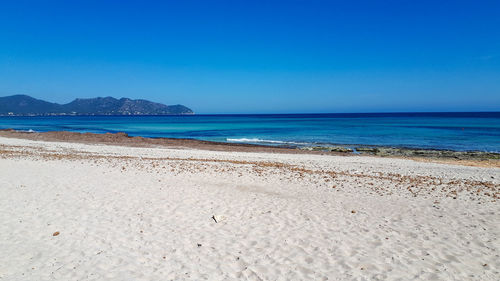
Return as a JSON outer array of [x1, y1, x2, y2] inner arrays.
[[1, 112, 499, 152]]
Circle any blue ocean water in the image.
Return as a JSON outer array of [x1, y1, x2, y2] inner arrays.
[[0, 113, 499, 152]]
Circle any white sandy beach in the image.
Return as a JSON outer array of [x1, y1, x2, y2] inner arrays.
[[0, 136, 498, 280]]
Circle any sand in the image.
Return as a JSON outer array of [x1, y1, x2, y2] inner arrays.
[[0, 136, 499, 280]]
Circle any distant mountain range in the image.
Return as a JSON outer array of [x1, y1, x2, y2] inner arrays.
[[0, 95, 194, 116]]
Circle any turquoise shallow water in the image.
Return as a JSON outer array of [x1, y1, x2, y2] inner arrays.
[[0, 113, 499, 152]]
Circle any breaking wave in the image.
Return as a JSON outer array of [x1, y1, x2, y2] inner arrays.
[[226, 138, 309, 146]]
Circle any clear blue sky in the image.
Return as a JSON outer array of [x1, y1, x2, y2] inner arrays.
[[0, 0, 499, 113]]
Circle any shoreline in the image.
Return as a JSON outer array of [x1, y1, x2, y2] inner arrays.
[[0, 128, 499, 168]]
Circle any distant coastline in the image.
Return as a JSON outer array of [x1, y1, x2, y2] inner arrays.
[[0, 95, 194, 116]]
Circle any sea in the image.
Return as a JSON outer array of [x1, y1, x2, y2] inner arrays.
[[1, 112, 499, 152]]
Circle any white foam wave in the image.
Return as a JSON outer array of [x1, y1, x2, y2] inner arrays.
[[226, 138, 308, 146], [18, 129, 36, 133]]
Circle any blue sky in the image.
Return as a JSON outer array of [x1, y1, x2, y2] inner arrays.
[[0, 0, 499, 113]]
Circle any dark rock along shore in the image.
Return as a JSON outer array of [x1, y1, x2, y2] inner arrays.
[[303, 145, 500, 160]]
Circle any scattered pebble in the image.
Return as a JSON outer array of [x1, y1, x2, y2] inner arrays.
[[52, 231, 60, 236], [212, 215, 226, 223]]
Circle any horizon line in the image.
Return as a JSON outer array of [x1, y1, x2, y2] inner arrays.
[[1, 111, 499, 117]]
